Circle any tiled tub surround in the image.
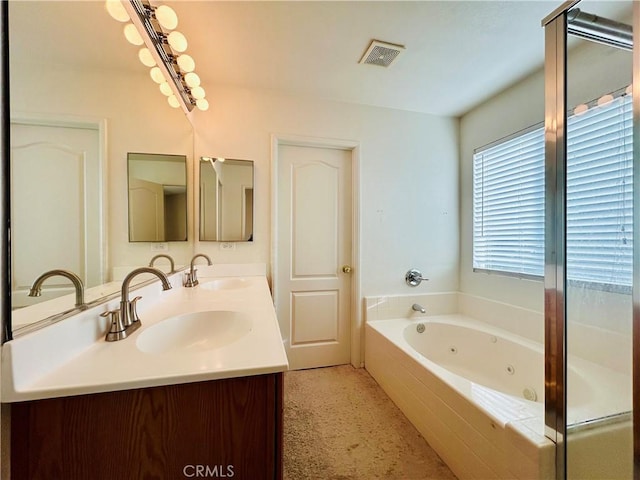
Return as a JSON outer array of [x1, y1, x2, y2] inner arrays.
[[2, 264, 288, 402], [364, 292, 631, 479]]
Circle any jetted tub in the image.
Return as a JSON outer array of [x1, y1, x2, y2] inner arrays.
[[365, 314, 631, 479]]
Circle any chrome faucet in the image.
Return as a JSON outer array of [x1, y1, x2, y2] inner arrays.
[[412, 303, 426, 314], [102, 267, 172, 342], [184, 253, 213, 287], [148, 254, 176, 273], [28, 269, 86, 309]]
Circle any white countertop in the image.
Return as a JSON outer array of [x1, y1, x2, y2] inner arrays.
[[2, 266, 289, 402]]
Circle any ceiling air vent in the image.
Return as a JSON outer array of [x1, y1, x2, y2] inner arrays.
[[359, 39, 405, 68]]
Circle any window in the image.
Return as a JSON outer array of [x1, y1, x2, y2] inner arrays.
[[473, 126, 545, 278], [473, 92, 633, 287]]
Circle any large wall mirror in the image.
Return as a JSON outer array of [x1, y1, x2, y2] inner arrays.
[[128, 153, 187, 242], [8, 1, 194, 338], [200, 157, 254, 242]]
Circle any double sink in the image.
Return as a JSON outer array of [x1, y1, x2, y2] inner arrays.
[[1, 265, 289, 402]]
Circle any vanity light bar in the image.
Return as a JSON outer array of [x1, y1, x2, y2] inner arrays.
[[107, 0, 209, 112], [130, 0, 199, 111]]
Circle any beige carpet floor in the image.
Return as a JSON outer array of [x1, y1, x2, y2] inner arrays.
[[283, 365, 457, 480]]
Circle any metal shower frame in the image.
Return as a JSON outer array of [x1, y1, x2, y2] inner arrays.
[[542, 1, 639, 478]]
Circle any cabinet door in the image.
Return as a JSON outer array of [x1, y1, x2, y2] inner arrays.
[[11, 374, 283, 480]]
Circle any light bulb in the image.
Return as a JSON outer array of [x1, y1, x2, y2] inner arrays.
[[155, 5, 178, 30], [159, 82, 173, 96], [167, 31, 187, 52], [597, 94, 614, 107], [177, 54, 195, 72], [574, 104, 588, 116], [150, 67, 165, 84], [106, 0, 129, 22], [191, 86, 205, 100], [168, 95, 181, 108], [184, 72, 200, 88], [196, 98, 209, 111], [138, 48, 156, 67], [124, 23, 143, 45]]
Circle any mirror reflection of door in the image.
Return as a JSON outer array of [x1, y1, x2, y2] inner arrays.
[[163, 185, 187, 241], [10, 121, 104, 308], [127, 153, 187, 242], [199, 157, 254, 242], [128, 177, 165, 241]]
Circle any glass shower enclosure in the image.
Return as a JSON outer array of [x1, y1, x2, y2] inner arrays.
[[543, 1, 635, 478]]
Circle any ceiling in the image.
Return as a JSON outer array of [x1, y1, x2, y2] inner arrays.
[[9, 0, 633, 118], [178, 0, 559, 117]]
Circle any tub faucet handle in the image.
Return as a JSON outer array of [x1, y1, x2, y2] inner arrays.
[[412, 303, 426, 314], [405, 269, 429, 287]]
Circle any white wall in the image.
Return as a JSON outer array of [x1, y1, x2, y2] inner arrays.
[[191, 85, 460, 297], [460, 69, 546, 312], [12, 60, 460, 299]]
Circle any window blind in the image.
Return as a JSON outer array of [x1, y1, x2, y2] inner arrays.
[[566, 95, 633, 287], [472, 93, 633, 287], [473, 127, 545, 277]]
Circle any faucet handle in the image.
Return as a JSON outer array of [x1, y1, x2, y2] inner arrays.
[[129, 296, 142, 324], [183, 270, 199, 287], [405, 269, 429, 287], [102, 309, 128, 342]]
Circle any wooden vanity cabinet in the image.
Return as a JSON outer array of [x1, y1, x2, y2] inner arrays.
[[10, 372, 283, 480]]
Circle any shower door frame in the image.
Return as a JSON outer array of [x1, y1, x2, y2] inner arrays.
[[542, 9, 568, 480], [543, 1, 639, 478], [632, 2, 640, 473]]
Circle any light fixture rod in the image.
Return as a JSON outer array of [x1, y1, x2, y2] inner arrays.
[[567, 8, 632, 51], [128, 0, 195, 111]]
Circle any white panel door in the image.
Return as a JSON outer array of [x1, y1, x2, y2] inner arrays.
[[276, 144, 352, 369], [10, 122, 102, 307], [128, 177, 165, 241]]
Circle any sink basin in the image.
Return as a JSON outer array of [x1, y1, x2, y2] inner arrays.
[[136, 310, 252, 354], [200, 278, 250, 291]]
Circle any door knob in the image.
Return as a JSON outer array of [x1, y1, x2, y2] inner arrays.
[[342, 265, 352, 274]]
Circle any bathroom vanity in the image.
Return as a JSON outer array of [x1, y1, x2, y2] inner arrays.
[[2, 265, 288, 480], [11, 373, 282, 479]]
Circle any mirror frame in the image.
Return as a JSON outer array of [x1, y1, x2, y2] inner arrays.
[[2, 0, 10, 342]]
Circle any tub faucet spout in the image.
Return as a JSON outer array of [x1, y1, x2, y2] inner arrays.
[[412, 303, 426, 314]]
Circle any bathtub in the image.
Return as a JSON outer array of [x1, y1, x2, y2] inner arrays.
[[365, 314, 632, 480]]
